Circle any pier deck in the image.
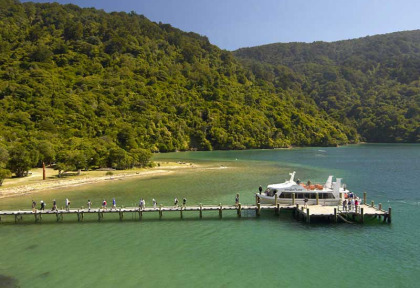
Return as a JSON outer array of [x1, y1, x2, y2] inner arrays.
[[0, 202, 390, 224]]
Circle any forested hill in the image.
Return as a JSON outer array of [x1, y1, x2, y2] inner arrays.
[[0, 0, 358, 174], [234, 31, 420, 143]]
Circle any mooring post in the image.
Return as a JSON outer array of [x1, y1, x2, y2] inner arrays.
[[316, 193, 319, 205], [77, 210, 81, 222], [159, 204, 163, 219], [119, 209, 123, 221], [388, 207, 392, 223], [255, 194, 259, 205], [275, 194, 278, 206], [219, 203, 222, 218], [98, 211, 101, 222], [180, 206, 183, 219], [292, 193, 295, 205], [363, 192, 367, 204], [361, 208, 364, 223], [257, 203, 261, 217], [138, 208, 142, 221], [295, 204, 299, 218], [306, 208, 310, 223], [199, 203, 203, 219], [81, 211, 84, 222], [371, 200, 374, 208], [238, 203, 242, 217], [377, 203, 383, 220], [276, 203, 280, 216]]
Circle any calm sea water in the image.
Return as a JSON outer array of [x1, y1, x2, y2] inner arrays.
[[0, 144, 419, 288]]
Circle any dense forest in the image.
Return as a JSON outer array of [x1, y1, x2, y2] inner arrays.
[[0, 1, 417, 181], [234, 32, 420, 143], [0, 0, 356, 180]]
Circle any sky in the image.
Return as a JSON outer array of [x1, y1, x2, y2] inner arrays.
[[21, 0, 420, 50]]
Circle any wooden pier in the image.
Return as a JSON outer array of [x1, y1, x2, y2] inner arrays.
[[0, 202, 391, 224]]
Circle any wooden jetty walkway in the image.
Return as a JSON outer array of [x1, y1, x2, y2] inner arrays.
[[0, 202, 391, 224]]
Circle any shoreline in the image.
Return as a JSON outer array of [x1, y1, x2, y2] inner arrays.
[[0, 162, 196, 199]]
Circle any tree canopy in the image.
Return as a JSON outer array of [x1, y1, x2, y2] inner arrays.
[[234, 32, 420, 143]]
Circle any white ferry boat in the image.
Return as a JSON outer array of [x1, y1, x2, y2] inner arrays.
[[256, 171, 351, 206]]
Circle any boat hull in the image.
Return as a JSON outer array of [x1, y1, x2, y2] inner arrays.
[[256, 194, 340, 206]]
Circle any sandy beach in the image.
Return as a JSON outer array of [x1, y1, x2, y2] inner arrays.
[[0, 162, 196, 199]]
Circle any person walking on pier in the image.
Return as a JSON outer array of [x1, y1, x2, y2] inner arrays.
[[259, 186, 263, 194], [354, 199, 359, 213], [304, 198, 308, 208], [112, 198, 116, 210], [348, 199, 352, 211], [40, 200, 45, 211], [351, 198, 355, 212], [102, 199, 107, 210], [52, 199, 57, 211], [183, 198, 187, 207], [343, 199, 347, 211], [235, 194, 239, 206], [65, 198, 70, 211], [139, 198, 145, 210], [87, 200, 92, 211], [153, 198, 157, 208], [32, 200, 36, 212], [174, 197, 179, 207]]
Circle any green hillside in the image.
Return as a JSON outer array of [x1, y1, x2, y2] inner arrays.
[[0, 0, 356, 177], [234, 32, 420, 143]]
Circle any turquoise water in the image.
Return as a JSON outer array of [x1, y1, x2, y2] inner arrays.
[[0, 144, 419, 287]]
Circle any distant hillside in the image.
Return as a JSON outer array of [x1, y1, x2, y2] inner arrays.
[[0, 0, 356, 174], [234, 31, 420, 143]]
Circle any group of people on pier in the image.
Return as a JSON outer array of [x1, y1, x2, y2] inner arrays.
[[31, 196, 190, 212], [32, 199, 65, 212], [342, 192, 360, 212]]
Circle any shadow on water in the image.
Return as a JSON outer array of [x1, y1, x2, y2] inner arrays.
[[38, 272, 50, 279], [25, 244, 38, 250], [0, 275, 19, 288]]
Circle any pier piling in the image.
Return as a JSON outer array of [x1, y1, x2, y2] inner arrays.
[[334, 208, 337, 223], [199, 204, 203, 218], [306, 208, 310, 223], [388, 207, 392, 223], [360, 208, 364, 223]]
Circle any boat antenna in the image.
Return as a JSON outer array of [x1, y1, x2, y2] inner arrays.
[[289, 171, 296, 182]]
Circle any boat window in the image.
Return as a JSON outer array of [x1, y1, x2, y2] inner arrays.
[[320, 193, 334, 199], [281, 192, 291, 198]]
